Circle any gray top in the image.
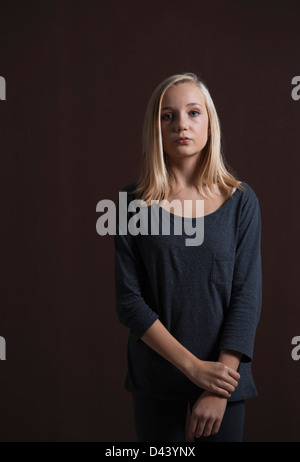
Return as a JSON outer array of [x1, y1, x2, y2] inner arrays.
[[114, 181, 262, 402]]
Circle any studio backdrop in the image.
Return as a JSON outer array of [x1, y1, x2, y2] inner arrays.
[[1, 0, 300, 442]]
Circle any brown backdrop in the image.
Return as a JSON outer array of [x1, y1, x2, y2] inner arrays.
[[1, 0, 300, 442]]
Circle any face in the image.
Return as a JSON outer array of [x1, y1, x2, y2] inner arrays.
[[160, 82, 209, 160]]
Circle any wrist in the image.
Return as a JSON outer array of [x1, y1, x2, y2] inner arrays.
[[182, 355, 203, 382], [218, 349, 241, 371]]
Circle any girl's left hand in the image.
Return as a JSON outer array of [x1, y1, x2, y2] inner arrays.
[[188, 391, 227, 440]]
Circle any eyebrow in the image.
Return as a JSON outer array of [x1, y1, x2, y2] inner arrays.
[[161, 102, 204, 111]]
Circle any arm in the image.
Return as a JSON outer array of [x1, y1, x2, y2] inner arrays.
[[219, 187, 263, 362], [188, 186, 262, 440], [218, 349, 242, 370], [188, 189, 262, 439], [114, 191, 159, 338], [141, 320, 240, 398]]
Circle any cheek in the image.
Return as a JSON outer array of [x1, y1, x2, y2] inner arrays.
[[194, 119, 209, 138]]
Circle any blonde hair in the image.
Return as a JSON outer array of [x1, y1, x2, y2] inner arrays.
[[132, 72, 244, 204]]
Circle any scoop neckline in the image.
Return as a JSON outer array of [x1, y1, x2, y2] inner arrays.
[[157, 187, 238, 221]]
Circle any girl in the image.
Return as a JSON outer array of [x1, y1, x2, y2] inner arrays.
[[114, 72, 262, 442]]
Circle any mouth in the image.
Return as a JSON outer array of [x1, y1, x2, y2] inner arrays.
[[175, 137, 191, 144]]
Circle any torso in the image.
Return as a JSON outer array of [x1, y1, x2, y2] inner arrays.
[[159, 184, 233, 218]]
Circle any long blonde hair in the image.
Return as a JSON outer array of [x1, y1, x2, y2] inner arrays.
[[132, 72, 244, 204]]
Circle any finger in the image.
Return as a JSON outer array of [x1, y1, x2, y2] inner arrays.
[[216, 374, 238, 393], [227, 376, 239, 389], [222, 372, 239, 389], [211, 385, 232, 398], [214, 367, 239, 390], [229, 378, 238, 389], [219, 380, 236, 394], [228, 368, 240, 381], [211, 380, 235, 396], [211, 419, 221, 435], [202, 418, 215, 438], [188, 415, 198, 441], [195, 418, 206, 439]]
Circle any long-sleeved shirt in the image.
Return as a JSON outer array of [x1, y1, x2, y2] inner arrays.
[[113, 181, 262, 402]]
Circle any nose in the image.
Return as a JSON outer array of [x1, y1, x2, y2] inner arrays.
[[175, 112, 189, 132]]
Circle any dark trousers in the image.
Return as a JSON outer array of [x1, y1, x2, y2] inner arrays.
[[132, 394, 245, 443]]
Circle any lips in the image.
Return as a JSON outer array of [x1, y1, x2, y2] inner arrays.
[[176, 137, 191, 144]]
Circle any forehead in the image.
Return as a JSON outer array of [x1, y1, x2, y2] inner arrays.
[[161, 82, 206, 107]]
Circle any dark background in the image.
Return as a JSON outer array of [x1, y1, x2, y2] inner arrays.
[[1, 0, 300, 442]]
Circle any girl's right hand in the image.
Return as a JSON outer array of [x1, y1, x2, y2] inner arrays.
[[189, 360, 240, 398]]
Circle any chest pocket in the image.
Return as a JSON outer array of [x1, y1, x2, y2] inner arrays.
[[210, 251, 234, 287]]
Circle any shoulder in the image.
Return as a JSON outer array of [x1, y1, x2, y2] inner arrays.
[[237, 181, 261, 225], [115, 182, 139, 204], [119, 182, 138, 193], [239, 181, 260, 207], [119, 182, 139, 198], [115, 183, 144, 220]]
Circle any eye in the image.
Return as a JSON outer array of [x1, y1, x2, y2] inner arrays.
[[190, 110, 200, 117], [161, 113, 173, 121]]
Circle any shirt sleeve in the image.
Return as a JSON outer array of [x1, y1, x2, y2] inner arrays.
[[113, 189, 159, 339], [219, 185, 262, 363]]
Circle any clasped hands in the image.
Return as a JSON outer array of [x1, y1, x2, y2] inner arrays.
[[187, 359, 240, 440]]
